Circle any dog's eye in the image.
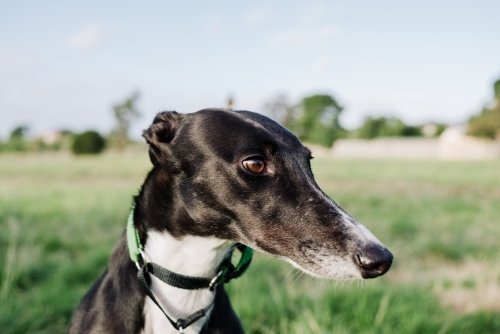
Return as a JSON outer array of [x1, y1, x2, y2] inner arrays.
[[243, 159, 265, 174]]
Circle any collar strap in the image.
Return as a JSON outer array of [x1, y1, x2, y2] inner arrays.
[[126, 203, 143, 263], [137, 266, 214, 332], [126, 205, 254, 288]]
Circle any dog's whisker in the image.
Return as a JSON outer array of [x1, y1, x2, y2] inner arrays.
[[260, 257, 278, 269], [282, 266, 296, 285], [292, 271, 304, 287], [291, 268, 303, 279], [321, 279, 328, 295]]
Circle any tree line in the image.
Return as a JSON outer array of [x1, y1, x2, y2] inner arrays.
[[0, 92, 141, 154], [2, 77, 499, 154], [468, 79, 500, 139], [264, 77, 500, 146], [263, 94, 445, 147]]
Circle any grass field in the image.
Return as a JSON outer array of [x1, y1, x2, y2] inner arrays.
[[1, 151, 499, 333]]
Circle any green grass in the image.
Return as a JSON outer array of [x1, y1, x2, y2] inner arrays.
[[1, 152, 499, 333]]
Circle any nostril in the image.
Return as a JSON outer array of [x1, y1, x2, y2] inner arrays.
[[356, 252, 383, 270], [355, 246, 393, 279], [375, 263, 386, 273], [356, 252, 364, 267]]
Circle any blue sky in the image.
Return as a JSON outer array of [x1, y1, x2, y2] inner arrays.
[[1, 0, 499, 138]]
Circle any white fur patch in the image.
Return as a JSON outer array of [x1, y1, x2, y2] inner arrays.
[[140, 232, 233, 334], [283, 257, 362, 280], [290, 175, 385, 279], [354, 223, 384, 246]]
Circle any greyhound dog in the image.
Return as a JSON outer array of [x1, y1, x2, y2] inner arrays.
[[69, 109, 393, 334]]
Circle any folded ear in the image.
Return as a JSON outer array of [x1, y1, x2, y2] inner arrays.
[[143, 111, 181, 165]]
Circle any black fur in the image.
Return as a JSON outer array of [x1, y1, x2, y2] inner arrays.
[[69, 108, 392, 333]]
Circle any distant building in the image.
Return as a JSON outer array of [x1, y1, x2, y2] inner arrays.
[[422, 123, 438, 137], [39, 131, 63, 145], [439, 125, 500, 160], [330, 125, 500, 160]]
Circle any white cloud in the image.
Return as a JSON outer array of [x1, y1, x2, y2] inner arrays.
[[266, 0, 342, 47], [67, 23, 109, 51], [242, 5, 276, 26]]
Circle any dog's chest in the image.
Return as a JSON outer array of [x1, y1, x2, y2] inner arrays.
[[140, 231, 233, 334], [141, 290, 212, 334]]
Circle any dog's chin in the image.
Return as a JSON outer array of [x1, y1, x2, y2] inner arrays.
[[245, 243, 365, 280], [282, 257, 364, 281]]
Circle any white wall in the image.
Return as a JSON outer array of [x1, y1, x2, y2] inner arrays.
[[330, 136, 500, 160]]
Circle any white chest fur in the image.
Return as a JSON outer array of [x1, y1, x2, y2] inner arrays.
[[140, 231, 233, 334]]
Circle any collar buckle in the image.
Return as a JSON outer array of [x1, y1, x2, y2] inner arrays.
[[135, 249, 147, 271], [208, 270, 223, 291]]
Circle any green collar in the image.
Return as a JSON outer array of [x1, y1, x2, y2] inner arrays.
[[126, 203, 143, 263], [126, 204, 253, 286]]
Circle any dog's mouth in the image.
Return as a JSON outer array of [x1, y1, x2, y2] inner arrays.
[[283, 244, 393, 280], [242, 221, 394, 280], [249, 238, 393, 281]]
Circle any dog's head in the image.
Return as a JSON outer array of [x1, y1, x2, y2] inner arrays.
[[142, 109, 393, 280]]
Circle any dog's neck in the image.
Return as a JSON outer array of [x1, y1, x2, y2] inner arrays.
[[135, 168, 234, 333], [141, 230, 233, 334]]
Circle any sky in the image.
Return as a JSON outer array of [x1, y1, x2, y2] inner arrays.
[[1, 0, 499, 139]]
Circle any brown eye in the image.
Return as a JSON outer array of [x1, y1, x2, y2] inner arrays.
[[243, 159, 265, 174]]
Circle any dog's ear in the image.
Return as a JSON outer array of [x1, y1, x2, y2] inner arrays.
[[143, 111, 181, 165]]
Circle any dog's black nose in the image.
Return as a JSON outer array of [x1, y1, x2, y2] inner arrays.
[[355, 245, 393, 279]]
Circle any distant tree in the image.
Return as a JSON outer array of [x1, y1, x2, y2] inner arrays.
[[71, 131, 106, 155], [7, 125, 29, 151], [357, 117, 394, 139], [111, 92, 141, 149], [400, 125, 422, 137], [10, 125, 29, 140], [435, 124, 447, 137], [494, 79, 500, 97], [289, 94, 345, 147], [468, 79, 500, 139], [356, 117, 422, 139]]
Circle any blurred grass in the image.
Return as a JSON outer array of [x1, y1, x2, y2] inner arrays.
[[0, 152, 499, 333]]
